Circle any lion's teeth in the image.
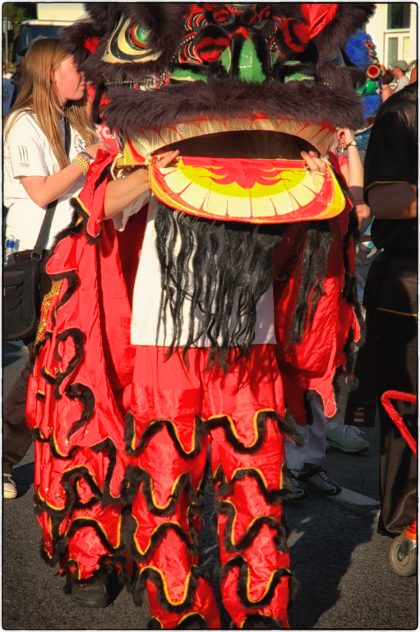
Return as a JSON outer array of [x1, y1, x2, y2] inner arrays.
[[128, 117, 335, 157]]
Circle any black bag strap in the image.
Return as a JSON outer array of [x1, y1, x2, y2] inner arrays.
[[31, 118, 72, 260]]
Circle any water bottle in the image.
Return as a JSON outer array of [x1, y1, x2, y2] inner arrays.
[[4, 235, 16, 265]]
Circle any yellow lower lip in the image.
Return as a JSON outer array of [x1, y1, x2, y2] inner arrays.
[[149, 156, 346, 224]]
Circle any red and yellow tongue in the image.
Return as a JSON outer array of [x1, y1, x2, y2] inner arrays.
[[150, 156, 345, 224]]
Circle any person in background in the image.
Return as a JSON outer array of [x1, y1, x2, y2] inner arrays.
[[283, 128, 370, 499], [3, 38, 107, 500], [345, 81, 417, 537], [381, 69, 395, 102], [409, 60, 417, 84], [334, 127, 371, 230], [324, 126, 370, 449], [3, 63, 12, 78], [391, 60, 410, 92], [2, 63, 15, 117]]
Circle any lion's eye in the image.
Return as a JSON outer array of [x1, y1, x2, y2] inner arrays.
[[102, 15, 161, 63], [128, 25, 150, 49]]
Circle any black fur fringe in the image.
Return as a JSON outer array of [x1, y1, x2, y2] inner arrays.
[[155, 204, 286, 370], [220, 558, 290, 608], [289, 222, 333, 343]]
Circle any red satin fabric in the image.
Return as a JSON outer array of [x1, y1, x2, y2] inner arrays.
[[128, 345, 290, 627], [30, 340, 290, 626], [300, 3, 338, 39], [273, 157, 360, 424], [27, 158, 291, 623], [27, 152, 354, 627]]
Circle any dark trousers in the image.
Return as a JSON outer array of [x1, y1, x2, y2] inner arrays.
[[3, 345, 36, 473], [367, 251, 417, 536], [345, 250, 417, 536], [3, 251, 51, 474]]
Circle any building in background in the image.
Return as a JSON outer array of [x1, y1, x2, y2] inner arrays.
[[367, 3, 417, 67], [14, 3, 87, 62]]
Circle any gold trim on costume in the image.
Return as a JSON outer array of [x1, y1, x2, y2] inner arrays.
[[74, 196, 91, 217], [35, 280, 62, 345], [208, 408, 277, 449], [247, 567, 278, 603], [179, 612, 206, 626], [139, 564, 195, 606], [225, 554, 290, 604], [220, 500, 261, 545], [148, 473, 186, 511], [132, 517, 185, 556], [64, 515, 122, 549], [130, 416, 202, 455]]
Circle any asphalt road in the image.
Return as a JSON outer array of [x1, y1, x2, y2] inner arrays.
[[2, 340, 417, 630]]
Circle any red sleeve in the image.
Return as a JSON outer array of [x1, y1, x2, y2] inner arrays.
[[76, 148, 118, 238]]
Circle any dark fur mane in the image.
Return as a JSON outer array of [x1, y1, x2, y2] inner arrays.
[[313, 4, 376, 63], [105, 80, 364, 132]]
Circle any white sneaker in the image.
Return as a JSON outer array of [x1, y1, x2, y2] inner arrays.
[[3, 473, 17, 499], [326, 424, 369, 454]]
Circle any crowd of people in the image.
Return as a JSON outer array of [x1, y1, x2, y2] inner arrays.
[[2, 17, 417, 629]]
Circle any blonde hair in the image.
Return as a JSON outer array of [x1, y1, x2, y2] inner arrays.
[[4, 38, 97, 169]]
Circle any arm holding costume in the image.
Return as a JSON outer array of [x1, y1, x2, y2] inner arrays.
[[336, 127, 370, 228], [103, 150, 179, 218], [20, 142, 107, 208]]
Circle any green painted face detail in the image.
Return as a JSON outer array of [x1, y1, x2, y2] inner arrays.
[[283, 60, 314, 83], [220, 47, 232, 73], [238, 38, 266, 83], [284, 72, 315, 83], [171, 67, 208, 83], [270, 50, 280, 68]]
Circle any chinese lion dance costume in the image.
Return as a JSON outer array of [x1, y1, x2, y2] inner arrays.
[[27, 3, 374, 628]]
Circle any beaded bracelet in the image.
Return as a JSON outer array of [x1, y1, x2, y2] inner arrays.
[[72, 152, 90, 176]]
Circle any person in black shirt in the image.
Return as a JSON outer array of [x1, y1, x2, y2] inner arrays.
[[346, 82, 417, 539]]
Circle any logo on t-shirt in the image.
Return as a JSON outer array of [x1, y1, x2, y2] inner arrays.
[[73, 132, 86, 154]]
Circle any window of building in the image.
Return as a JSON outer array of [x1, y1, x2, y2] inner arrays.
[[403, 36, 410, 60], [387, 36, 399, 66], [387, 3, 411, 29]]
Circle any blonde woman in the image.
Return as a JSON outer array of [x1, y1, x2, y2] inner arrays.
[[3, 38, 106, 500]]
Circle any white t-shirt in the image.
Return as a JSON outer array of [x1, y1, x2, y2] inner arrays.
[[4, 111, 86, 251], [394, 75, 410, 92], [130, 198, 277, 347]]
